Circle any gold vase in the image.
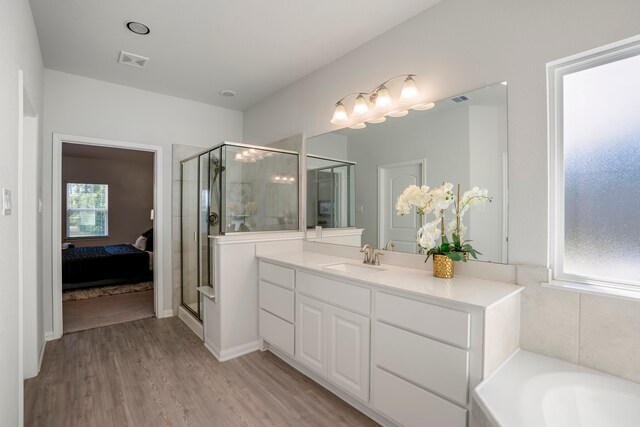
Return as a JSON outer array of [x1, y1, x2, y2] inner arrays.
[[433, 254, 454, 278]]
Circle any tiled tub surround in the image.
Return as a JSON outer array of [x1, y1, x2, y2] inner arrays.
[[518, 265, 640, 384], [256, 250, 522, 426]]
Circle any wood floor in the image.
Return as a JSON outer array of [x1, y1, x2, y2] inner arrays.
[[25, 317, 378, 427], [63, 289, 154, 334]]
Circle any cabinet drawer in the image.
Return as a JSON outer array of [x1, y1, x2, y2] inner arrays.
[[373, 368, 467, 427], [375, 292, 470, 348], [259, 280, 294, 322], [259, 309, 294, 356], [375, 322, 469, 405], [259, 261, 295, 289], [297, 271, 370, 315]]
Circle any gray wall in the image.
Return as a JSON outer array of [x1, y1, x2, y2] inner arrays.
[[62, 151, 154, 247]]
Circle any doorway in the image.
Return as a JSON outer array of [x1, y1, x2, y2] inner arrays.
[[377, 159, 426, 252], [51, 134, 165, 339]]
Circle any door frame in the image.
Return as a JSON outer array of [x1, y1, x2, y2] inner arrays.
[[377, 158, 427, 249], [51, 133, 164, 339]]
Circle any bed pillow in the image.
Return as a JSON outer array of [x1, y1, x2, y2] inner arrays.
[[133, 235, 147, 251], [142, 228, 154, 251]]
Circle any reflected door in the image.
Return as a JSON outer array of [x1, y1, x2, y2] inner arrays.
[[378, 160, 426, 253]]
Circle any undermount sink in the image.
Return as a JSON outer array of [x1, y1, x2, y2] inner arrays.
[[322, 262, 387, 274]]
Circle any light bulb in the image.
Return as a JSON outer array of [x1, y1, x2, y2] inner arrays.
[[275, 175, 281, 181], [375, 86, 392, 108], [349, 122, 366, 129], [330, 102, 348, 124], [400, 76, 418, 100], [289, 176, 295, 182], [366, 116, 387, 124], [234, 153, 243, 161], [353, 94, 369, 115]]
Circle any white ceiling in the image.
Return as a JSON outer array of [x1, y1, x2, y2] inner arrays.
[[29, 0, 441, 111]]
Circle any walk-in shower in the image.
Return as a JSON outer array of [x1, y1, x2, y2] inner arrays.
[[181, 142, 299, 320]]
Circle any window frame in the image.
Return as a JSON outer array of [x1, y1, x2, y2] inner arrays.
[[548, 35, 640, 293], [66, 182, 109, 239]]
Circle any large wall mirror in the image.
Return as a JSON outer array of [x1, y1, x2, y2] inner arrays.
[[306, 82, 508, 263]]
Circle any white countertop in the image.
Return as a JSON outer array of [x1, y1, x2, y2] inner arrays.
[[257, 251, 522, 309]]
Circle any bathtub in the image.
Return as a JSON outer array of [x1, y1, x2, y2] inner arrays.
[[473, 350, 640, 427]]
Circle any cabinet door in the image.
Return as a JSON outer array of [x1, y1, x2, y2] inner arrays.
[[296, 295, 327, 375], [327, 305, 370, 403]]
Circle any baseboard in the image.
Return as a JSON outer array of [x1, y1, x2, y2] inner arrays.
[[219, 341, 260, 361], [44, 331, 55, 341], [204, 341, 221, 361], [177, 306, 203, 339], [37, 339, 47, 373], [204, 340, 260, 362], [160, 308, 175, 318], [268, 347, 397, 427]]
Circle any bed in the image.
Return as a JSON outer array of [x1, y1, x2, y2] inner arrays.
[[62, 244, 152, 291]]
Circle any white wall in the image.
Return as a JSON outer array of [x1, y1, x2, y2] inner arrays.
[[243, 0, 640, 381], [42, 69, 243, 332], [243, 0, 640, 267], [0, 0, 44, 423]]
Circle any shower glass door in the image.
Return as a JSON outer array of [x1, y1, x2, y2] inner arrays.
[[181, 157, 200, 317]]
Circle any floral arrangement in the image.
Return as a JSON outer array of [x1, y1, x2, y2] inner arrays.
[[396, 183, 491, 262]]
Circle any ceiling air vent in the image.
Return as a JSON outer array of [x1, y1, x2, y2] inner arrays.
[[447, 95, 471, 104], [118, 51, 149, 69]]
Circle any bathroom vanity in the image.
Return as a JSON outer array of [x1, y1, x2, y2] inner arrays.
[[256, 251, 522, 427]]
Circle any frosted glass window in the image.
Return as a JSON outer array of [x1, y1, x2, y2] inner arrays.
[[562, 53, 640, 285], [67, 183, 108, 237]]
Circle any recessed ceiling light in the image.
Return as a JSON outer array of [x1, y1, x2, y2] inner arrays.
[[126, 21, 150, 35], [219, 90, 236, 97]]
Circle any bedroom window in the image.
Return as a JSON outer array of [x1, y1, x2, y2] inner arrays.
[[548, 36, 640, 294], [66, 183, 109, 238]]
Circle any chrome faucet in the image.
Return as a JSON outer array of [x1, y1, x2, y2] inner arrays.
[[360, 244, 373, 264]]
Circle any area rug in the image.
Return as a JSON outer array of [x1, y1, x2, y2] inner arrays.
[[63, 281, 153, 302]]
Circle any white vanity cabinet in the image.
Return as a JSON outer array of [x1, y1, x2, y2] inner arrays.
[[257, 255, 522, 427], [295, 271, 371, 403], [372, 292, 470, 426], [258, 261, 295, 356], [296, 293, 371, 402]]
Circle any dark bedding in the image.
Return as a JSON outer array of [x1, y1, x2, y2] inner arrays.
[[62, 244, 151, 290]]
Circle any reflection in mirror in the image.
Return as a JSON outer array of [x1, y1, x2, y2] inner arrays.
[[306, 155, 355, 229], [306, 82, 508, 263]]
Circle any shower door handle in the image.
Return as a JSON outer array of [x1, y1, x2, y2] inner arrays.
[[194, 231, 197, 242]]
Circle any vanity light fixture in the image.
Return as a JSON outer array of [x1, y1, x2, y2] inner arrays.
[[353, 94, 369, 115], [412, 102, 436, 111], [400, 75, 418, 100], [388, 110, 409, 118], [330, 74, 431, 128], [273, 174, 296, 183]]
